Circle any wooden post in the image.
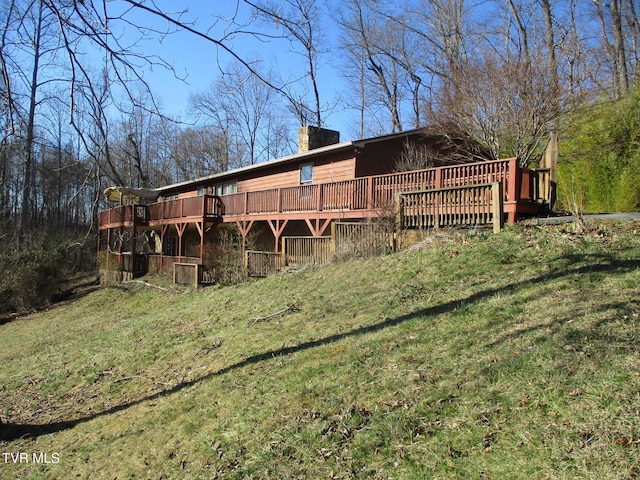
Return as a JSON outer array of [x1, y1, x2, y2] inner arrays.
[[492, 182, 504, 233], [507, 158, 519, 225], [330, 221, 337, 254], [395, 192, 404, 231], [176, 223, 187, 258], [281, 236, 287, 266], [434, 192, 441, 230], [195, 221, 205, 263], [106, 228, 111, 271], [277, 188, 282, 213], [435, 165, 442, 189], [118, 225, 123, 271], [132, 221, 137, 275]]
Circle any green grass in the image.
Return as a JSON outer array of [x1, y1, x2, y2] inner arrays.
[[1, 221, 639, 479]]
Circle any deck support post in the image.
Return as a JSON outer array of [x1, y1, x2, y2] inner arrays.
[[195, 221, 204, 263], [106, 228, 111, 271], [507, 158, 520, 225], [267, 219, 288, 252], [492, 182, 504, 233], [160, 225, 169, 274], [132, 221, 137, 276], [118, 224, 123, 271], [236, 220, 255, 265], [176, 223, 187, 258]]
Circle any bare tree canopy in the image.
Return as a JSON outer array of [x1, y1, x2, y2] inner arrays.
[[0, 0, 638, 251]]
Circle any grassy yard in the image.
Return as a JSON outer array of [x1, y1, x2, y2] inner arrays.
[[1, 221, 639, 479]]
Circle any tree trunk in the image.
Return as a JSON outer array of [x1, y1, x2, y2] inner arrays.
[[17, 1, 44, 248], [609, 0, 629, 96], [539, 0, 560, 118]]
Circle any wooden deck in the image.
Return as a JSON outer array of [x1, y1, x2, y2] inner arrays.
[[99, 158, 549, 230], [98, 158, 551, 282], [98, 194, 222, 229], [218, 158, 532, 223]]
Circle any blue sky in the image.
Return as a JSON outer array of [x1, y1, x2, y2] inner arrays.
[[121, 1, 353, 138]]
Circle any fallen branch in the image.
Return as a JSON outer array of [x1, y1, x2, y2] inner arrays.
[[177, 366, 207, 385], [122, 280, 169, 292], [247, 303, 300, 326], [193, 339, 223, 358]]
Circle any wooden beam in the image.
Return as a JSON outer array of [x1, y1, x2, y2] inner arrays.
[[267, 219, 288, 252], [195, 221, 204, 263], [176, 223, 187, 257], [236, 219, 255, 262], [235, 219, 255, 238], [305, 217, 332, 237], [507, 158, 519, 225], [492, 182, 504, 233]]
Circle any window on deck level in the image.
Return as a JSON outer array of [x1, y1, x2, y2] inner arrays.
[[299, 163, 313, 185], [215, 181, 237, 196]]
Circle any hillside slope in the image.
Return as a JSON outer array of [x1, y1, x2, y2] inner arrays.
[[1, 222, 639, 479]]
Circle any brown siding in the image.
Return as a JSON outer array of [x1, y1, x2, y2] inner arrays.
[[355, 136, 413, 178], [314, 158, 356, 184], [178, 191, 199, 199], [238, 169, 298, 192], [237, 155, 356, 192]]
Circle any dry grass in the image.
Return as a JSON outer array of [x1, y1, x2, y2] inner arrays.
[[1, 220, 639, 479]]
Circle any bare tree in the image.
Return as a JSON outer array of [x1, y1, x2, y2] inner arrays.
[[0, 0, 68, 247], [539, 0, 560, 116], [108, 99, 178, 189], [591, 0, 637, 98], [338, 0, 405, 133], [171, 126, 235, 181], [190, 61, 293, 166], [249, 0, 326, 127]]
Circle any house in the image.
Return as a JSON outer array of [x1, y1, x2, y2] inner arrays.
[[98, 127, 552, 281]]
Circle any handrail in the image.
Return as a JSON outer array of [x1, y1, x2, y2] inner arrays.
[[396, 182, 504, 233], [100, 159, 531, 227]]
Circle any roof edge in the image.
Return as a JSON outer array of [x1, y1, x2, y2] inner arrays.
[[156, 127, 431, 194], [158, 139, 356, 194]]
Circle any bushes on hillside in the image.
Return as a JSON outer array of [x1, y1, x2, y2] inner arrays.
[[558, 85, 640, 213], [0, 243, 70, 315]]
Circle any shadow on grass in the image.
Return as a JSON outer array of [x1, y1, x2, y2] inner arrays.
[[2, 251, 638, 442]]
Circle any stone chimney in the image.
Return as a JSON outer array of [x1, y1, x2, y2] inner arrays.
[[298, 126, 340, 153]]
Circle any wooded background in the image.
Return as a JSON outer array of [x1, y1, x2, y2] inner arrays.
[[0, 0, 638, 310]]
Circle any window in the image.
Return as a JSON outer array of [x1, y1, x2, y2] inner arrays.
[[215, 181, 237, 196], [299, 163, 313, 185]]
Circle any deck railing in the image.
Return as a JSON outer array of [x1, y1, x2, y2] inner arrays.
[[246, 250, 283, 277], [100, 158, 548, 228], [397, 183, 504, 233], [372, 169, 437, 208], [216, 158, 535, 218], [98, 204, 148, 226], [147, 194, 222, 222], [282, 236, 333, 266], [147, 255, 200, 275]]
